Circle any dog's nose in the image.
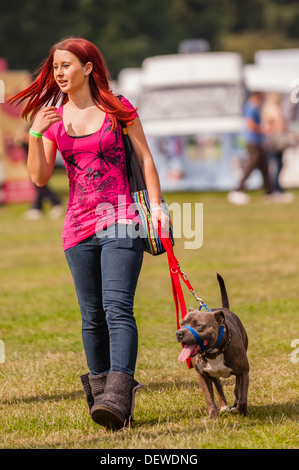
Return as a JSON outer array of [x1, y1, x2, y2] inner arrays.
[[176, 330, 184, 341]]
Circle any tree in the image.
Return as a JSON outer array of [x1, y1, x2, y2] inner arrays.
[[1, 0, 299, 77]]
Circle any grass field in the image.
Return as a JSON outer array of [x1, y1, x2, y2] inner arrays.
[[0, 170, 298, 449]]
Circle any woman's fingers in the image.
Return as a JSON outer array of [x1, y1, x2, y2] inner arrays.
[[31, 107, 61, 133], [151, 209, 170, 235]]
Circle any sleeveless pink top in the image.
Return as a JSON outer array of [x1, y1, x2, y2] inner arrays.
[[43, 96, 138, 250]]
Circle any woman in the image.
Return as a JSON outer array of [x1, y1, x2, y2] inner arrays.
[[9, 36, 168, 430], [261, 92, 296, 201]]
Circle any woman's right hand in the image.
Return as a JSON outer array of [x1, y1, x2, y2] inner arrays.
[[31, 106, 62, 134]]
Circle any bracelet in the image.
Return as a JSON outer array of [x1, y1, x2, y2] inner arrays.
[[29, 128, 43, 138], [151, 204, 164, 212], [151, 204, 168, 215]]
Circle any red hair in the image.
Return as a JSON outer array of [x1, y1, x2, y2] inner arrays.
[[8, 36, 137, 130]]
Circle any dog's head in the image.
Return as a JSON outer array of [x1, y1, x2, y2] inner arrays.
[[176, 307, 225, 362]]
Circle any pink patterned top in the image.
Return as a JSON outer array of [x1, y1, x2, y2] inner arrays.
[[43, 96, 138, 250]]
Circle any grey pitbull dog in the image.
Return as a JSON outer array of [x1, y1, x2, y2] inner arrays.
[[176, 274, 249, 418]]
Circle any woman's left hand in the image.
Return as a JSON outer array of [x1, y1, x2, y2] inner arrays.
[[151, 204, 171, 236]]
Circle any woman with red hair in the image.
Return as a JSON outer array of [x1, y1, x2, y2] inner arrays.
[[10, 37, 168, 430]]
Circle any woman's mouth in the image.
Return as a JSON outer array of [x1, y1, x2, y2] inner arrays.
[[58, 80, 68, 87]]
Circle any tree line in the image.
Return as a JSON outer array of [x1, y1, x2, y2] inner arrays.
[[1, 0, 299, 79]]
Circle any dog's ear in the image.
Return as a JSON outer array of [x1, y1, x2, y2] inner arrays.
[[214, 310, 225, 324]]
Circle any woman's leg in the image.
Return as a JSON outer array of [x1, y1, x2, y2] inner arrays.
[[237, 144, 259, 191], [90, 224, 144, 429], [99, 223, 144, 376], [257, 146, 272, 194], [64, 236, 110, 375]]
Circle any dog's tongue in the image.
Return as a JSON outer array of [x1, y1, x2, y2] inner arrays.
[[178, 344, 195, 363]]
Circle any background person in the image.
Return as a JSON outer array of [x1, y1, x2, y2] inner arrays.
[[262, 92, 296, 203], [23, 183, 63, 220], [228, 91, 273, 205], [15, 128, 63, 220], [9, 36, 169, 430]]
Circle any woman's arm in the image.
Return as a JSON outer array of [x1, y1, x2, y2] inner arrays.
[[27, 106, 61, 186], [127, 118, 161, 204], [127, 118, 170, 233], [28, 135, 57, 187]]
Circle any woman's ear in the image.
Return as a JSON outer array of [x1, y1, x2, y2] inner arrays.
[[84, 62, 93, 76]]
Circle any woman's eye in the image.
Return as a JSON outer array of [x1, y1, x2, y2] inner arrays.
[[53, 64, 69, 70]]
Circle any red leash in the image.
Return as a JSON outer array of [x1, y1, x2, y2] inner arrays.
[[159, 226, 205, 368]]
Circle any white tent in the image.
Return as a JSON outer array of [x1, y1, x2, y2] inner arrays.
[[138, 52, 246, 138], [244, 63, 299, 94], [134, 52, 249, 191], [254, 48, 299, 67], [116, 68, 143, 105], [117, 49, 299, 191]]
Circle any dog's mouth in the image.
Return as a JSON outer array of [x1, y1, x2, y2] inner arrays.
[[178, 341, 209, 363]]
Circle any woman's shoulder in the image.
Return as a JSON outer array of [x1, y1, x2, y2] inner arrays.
[[117, 95, 138, 118], [117, 94, 134, 108]]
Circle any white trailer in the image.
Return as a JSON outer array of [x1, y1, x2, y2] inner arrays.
[[117, 50, 299, 191]]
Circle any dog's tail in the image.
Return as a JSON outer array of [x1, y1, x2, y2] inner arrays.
[[217, 273, 230, 309]]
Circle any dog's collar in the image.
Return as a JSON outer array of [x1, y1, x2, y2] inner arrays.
[[203, 327, 232, 359], [183, 324, 232, 359]]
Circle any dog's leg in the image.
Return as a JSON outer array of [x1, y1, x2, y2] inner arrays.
[[237, 372, 249, 415], [212, 377, 230, 412], [231, 372, 249, 415], [232, 381, 238, 410], [196, 373, 218, 418]]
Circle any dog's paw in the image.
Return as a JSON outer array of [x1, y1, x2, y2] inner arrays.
[[230, 405, 247, 415], [220, 405, 230, 413], [208, 409, 218, 418]]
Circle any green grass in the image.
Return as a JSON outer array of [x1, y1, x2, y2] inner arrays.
[[0, 171, 298, 449]]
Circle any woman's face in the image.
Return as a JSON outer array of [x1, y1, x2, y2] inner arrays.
[[53, 49, 92, 94]]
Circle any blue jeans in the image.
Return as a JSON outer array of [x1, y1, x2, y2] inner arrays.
[[65, 223, 144, 376]]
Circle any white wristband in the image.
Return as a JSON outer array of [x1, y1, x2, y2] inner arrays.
[[151, 204, 164, 212], [151, 203, 169, 216]]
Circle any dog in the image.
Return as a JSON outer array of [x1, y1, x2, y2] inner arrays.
[[176, 274, 249, 418]]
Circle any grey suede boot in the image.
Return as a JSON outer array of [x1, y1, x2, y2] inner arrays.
[[80, 372, 108, 414], [89, 371, 143, 430]]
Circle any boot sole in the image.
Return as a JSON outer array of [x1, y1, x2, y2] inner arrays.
[[91, 405, 126, 430]]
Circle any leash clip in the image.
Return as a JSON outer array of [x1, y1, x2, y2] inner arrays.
[[191, 290, 204, 305]]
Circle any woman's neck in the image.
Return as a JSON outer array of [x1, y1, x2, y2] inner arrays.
[[67, 87, 95, 110]]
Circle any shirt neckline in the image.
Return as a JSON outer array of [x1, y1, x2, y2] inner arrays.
[[61, 105, 108, 140], [68, 132, 96, 139]]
